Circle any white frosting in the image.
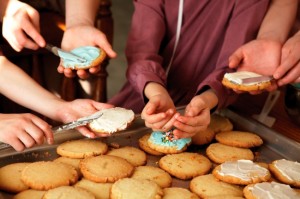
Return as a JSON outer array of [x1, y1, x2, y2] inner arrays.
[[217, 160, 269, 181], [273, 159, 300, 181], [224, 71, 264, 85], [89, 107, 135, 133], [250, 182, 300, 199]]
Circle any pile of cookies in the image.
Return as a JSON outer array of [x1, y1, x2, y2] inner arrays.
[[0, 114, 299, 199]]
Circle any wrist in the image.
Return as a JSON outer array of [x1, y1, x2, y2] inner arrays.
[[144, 82, 168, 99], [199, 89, 218, 110]]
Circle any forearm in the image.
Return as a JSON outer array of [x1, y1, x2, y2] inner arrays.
[[65, 0, 100, 28], [258, 0, 298, 44], [0, 56, 64, 120], [144, 82, 168, 99]]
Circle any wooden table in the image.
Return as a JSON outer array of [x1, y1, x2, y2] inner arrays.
[[230, 87, 300, 143]]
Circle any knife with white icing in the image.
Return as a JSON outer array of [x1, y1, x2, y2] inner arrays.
[[241, 76, 274, 84]]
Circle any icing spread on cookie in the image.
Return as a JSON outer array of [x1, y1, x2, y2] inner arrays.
[[224, 71, 267, 85], [149, 131, 191, 150], [273, 159, 300, 181], [88, 107, 135, 134], [249, 182, 300, 199], [217, 160, 269, 181], [59, 46, 101, 69]]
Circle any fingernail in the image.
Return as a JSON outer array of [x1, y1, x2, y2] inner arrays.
[[47, 138, 54, 144]]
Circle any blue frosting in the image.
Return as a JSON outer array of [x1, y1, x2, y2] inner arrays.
[[149, 131, 191, 150]]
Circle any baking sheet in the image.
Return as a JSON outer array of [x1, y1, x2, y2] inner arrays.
[[0, 108, 299, 198]]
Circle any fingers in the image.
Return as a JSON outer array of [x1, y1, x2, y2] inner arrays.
[[94, 30, 117, 58], [228, 48, 243, 69], [76, 126, 97, 138]]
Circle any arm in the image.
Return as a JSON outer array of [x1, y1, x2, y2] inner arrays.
[[58, 0, 116, 79], [1, 0, 45, 51]]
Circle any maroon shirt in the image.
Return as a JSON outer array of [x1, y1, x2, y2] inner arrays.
[[109, 0, 270, 113]]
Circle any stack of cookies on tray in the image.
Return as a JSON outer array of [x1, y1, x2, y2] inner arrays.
[[0, 112, 299, 199]]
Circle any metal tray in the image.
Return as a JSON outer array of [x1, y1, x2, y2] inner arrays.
[[0, 108, 299, 198]]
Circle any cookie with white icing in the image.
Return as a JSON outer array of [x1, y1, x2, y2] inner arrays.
[[60, 46, 106, 70], [88, 107, 135, 135], [212, 159, 271, 185], [269, 159, 300, 188], [222, 71, 272, 91]]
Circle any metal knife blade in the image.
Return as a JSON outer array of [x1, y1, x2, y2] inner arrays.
[[242, 76, 274, 84], [45, 43, 87, 63]]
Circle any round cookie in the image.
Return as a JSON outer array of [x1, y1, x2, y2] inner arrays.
[[106, 146, 147, 166], [53, 156, 82, 177], [60, 46, 106, 70], [148, 131, 192, 154], [21, 161, 78, 191], [189, 174, 244, 198], [56, 139, 108, 159], [79, 155, 134, 183], [0, 162, 30, 193], [43, 186, 95, 199], [269, 159, 300, 188], [158, 152, 212, 180], [243, 182, 300, 199], [209, 114, 233, 134], [110, 178, 163, 199], [163, 187, 199, 199], [215, 131, 263, 148], [138, 133, 164, 156], [205, 196, 245, 199], [212, 160, 271, 185], [13, 189, 46, 199], [88, 107, 135, 135], [131, 166, 172, 188], [222, 71, 272, 91], [192, 127, 216, 145], [206, 143, 254, 164], [74, 178, 113, 199]]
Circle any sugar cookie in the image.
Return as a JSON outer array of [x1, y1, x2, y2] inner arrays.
[[138, 133, 164, 156], [74, 178, 113, 199], [209, 114, 233, 133], [43, 186, 95, 199], [106, 146, 147, 166], [13, 189, 46, 199], [163, 187, 199, 199], [215, 131, 263, 148]]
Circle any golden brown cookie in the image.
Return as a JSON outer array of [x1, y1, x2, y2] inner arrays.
[[206, 143, 254, 164], [61, 46, 106, 70], [158, 152, 212, 180], [163, 187, 199, 199], [0, 162, 30, 193], [88, 107, 135, 135], [131, 166, 172, 188], [190, 174, 244, 198], [209, 114, 233, 134], [42, 186, 95, 199], [13, 189, 46, 199], [212, 160, 271, 185], [106, 146, 147, 166], [138, 133, 164, 156], [74, 178, 113, 199], [222, 71, 272, 91], [56, 139, 108, 159], [191, 127, 216, 145], [80, 155, 134, 183], [243, 182, 300, 199], [215, 131, 263, 148], [269, 159, 300, 188], [110, 178, 163, 199], [21, 161, 78, 191], [53, 156, 82, 177]]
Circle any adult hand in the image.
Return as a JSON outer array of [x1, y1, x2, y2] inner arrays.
[[2, 0, 45, 51], [58, 25, 117, 79], [172, 95, 211, 139], [56, 99, 114, 138], [274, 31, 300, 86], [228, 39, 282, 94], [0, 113, 53, 152]]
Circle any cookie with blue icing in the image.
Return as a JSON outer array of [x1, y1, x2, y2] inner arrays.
[[60, 46, 106, 70], [147, 131, 192, 154]]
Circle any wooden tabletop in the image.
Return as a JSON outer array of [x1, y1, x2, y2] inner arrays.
[[230, 87, 300, 143]]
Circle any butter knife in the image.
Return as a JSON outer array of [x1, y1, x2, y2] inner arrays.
[[241, 76, 274, 84], [45, 43, 87, 63]]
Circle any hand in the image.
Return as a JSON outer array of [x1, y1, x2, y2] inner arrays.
[[0, 113, 53, 152], [228, 39, 282, 93], [56, 99, 114, 138], [274, 32, 300, 86], [57, 24, 117, 79], [172, 95, 211, 139], [2, 0, 45, 51], [141, 93, 177, 132]]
